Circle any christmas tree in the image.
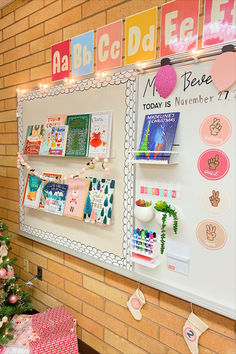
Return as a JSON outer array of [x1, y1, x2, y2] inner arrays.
[[137, 120, 151, 158], [0, 218, 32, 346]]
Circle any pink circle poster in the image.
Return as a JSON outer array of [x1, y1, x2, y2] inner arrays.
[[199, 114, 232, 147], [197, 149, 230, 180]]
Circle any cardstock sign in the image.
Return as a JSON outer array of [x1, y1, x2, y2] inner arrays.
[[197, 149, 230, 180], [125, 7, 157, 65], [160, 0, 199, 57], [202, 188, 230, 216], [199, 114, 232, 146], [72, 31, 94, 77], [96, 20, 123, 72], [196, 220, 227, 250], [51, 40, 70, 82], [202, 0, 236, 47]]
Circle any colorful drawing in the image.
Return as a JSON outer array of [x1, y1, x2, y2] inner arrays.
[[88, 111, 112, 158], [39, 173, 63, 209], [39, 127, 51, 156], [23, 125, 44, 155], [64, 178, 90, 220], [66, 114, 91, 157], [45, 114, 66, 129], [49, 125, 68, 156], [22, 174, 42, 209], [136, 112, 180, 162], [87, 177, 115, 225], [43, 182, 68, 216]]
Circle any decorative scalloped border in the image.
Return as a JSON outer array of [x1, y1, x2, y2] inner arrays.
[[17, 70, 137, 270]]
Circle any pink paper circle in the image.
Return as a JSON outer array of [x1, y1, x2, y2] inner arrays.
[[184, 327, 196, 342], [199, 114, 232, 146], [131, 298, 141, 310], [197, 149, 230, 180]]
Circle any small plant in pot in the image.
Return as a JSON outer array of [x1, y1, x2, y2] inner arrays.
[[154, 200, 178, 254], [134, 199, 154, 223]]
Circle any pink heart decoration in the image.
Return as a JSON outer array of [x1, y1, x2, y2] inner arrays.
[[155, 65, 177, 98], [211, 52, 236, 91]]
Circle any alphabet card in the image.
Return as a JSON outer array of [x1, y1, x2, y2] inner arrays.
[[22, 174, 42, 209], [87, 178, 115, 225], [64, 178, 90, 220], [160, 0, 199, 56], [125, 7, 157, 65], [88, 111, 112, 158], [96, 20, 123, 71], [72, 31, 94, 77], [51, 40, 70, 82], [203, 0, 236, 47]]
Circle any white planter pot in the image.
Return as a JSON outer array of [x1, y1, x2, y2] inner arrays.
[[155, 211, 174, 230], [134, 204, 154, 223]]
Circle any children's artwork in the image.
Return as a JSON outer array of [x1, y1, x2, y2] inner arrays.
[[39, 173, 63, 209], [23, 125, 44, 155], [22, 174, 42, 209], [45, 114, 66, 129], [49, 125, 68, 156], [43, 182, 68, 216], [64, 178, 90, 220], [87, 177, 115, 225], [88, 111, 112, 158], [136, 112, 180, 163], [39, 126, 51, 156], [66, 114, 91, 157]]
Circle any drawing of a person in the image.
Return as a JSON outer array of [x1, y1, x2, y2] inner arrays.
[[90, 126, 106, 149], [70, 190, 79, 213]]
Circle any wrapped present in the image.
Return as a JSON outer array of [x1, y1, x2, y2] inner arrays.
[[29, 330, 78, 354], [3, 308, 78, 354], [32, 306, 74, 336]]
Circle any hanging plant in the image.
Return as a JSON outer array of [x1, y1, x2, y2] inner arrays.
[[154, 201, 178, 254]]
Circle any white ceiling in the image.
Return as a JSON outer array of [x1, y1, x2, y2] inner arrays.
[[0, 0, 15, 10]]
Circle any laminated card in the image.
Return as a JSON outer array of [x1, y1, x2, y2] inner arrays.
[[43, 182, 68, 216], [136, 112, 180, 163], [23, 125, 44, 155], [88, 111, 112, 158], [64, 178, 90, 220], [66, 114, 91, 157], [22, 174, 42, 209], [87, 177, 115, 225], [49, 125, 68, 156]]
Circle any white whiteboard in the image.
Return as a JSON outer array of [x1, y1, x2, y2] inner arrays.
[[17, 60, 236, 320], [134, 59, 236, 319]]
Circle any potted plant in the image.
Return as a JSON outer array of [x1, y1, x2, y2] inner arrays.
[[134, 199, 154, 223], [154, 201, 178, 254]]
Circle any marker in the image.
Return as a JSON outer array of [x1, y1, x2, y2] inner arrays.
[[133, 229, 137, 250], [150, 233, 153, 254], [141, 231, 146, 252], [153, 232, 157, 243], [145, 232, 150, 253]]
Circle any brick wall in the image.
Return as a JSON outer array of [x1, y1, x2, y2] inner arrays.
[[0, 0, 235, 353]]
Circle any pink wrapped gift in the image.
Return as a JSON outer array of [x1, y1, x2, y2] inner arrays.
[[32, 306, 74, 336], [29, 330, 78, 354]]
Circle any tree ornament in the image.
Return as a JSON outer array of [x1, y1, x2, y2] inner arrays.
[[0, 269, 7, 279], [211, 45, 236, 92], [155, 58, 177, 98], [0, 243, 8, 263], [8, 294, 18, 304], [7, 265, 14, 280]]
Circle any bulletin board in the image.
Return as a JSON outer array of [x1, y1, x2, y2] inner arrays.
[[17, 58, 236, 319]]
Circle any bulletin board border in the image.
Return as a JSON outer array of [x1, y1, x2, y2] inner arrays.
[[17, 69, 137, 270]]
